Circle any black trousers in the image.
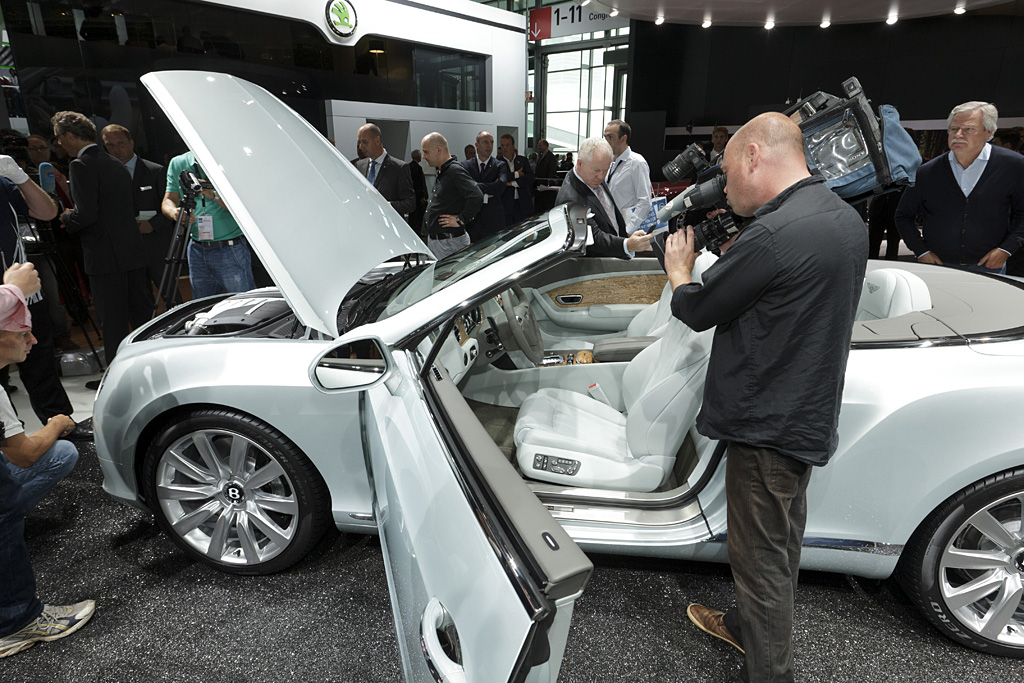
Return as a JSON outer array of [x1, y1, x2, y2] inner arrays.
[[89, 268, 152, 365], [16, 298, 74, 422], [721, 442, 812, 683]]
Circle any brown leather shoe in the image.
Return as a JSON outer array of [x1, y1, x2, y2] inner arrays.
[[687, 603, 745, 654]]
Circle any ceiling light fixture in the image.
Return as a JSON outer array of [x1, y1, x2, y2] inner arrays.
[[654, 16, 665, 25], [954, 4, 966, 13], [610, 8, 619, 16], [765, 19, 775, 29], [820, 19, 831, 28], [702, 18, 712, 28], [580, 0, 590, 6], [886, 13, 898, 24]]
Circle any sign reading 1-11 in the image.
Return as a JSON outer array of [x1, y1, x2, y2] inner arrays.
[[554, 4, 583, 25], [528, 1, 630, 41]]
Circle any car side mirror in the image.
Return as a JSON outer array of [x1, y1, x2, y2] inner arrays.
[[313, 338, 388, 391]]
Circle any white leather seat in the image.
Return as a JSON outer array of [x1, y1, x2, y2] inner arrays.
[[546, 251, 718, 351], [514, 315, 713, 492], [856, 268, 932, 321]]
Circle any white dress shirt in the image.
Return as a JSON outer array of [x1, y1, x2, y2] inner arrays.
[[606, 146, 653, 234]]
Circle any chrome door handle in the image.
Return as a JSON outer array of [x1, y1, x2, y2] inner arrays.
[[421, 598, 466, 683], [555, 294, 583, 305]]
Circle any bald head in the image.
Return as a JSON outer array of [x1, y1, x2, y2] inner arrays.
[[721, 112, 810, 216], [731, 112, 805, 164], [421, 132, 451, 169]]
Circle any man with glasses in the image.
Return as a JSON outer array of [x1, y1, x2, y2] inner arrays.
[[895, 101, 1024, 274]]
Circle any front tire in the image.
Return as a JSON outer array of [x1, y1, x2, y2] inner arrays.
[[143, 409, 331, 575], [899, 468, 1024, 657]]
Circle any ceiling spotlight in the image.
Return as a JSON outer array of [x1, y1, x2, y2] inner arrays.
[[764, 19, 775, 29], [654, 16, 665, 25], [886, 13, 898, 24], [954, 5, 966, 13], [702, 19, 712, 28], [610, 8, 619, 16], [820, 19, 831, 28], [580, 0, 590, 6]]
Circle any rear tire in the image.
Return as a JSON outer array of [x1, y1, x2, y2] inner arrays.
[[143, 408, 331, 575], [898, 468, 1024, 657]]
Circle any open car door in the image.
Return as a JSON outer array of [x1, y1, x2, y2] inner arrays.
[[362, 334, 592, 682]]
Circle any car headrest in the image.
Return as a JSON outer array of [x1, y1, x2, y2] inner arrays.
[[856, 268, 932, 321]]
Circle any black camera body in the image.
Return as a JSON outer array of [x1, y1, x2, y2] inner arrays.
[[661, 142, 710, 183]]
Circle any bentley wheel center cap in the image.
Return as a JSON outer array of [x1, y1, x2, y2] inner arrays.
[[223, 482, 246, 505]]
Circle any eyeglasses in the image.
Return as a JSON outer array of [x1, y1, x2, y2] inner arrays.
[[948, 126, 981, 135], [27, 146, 49, 152]]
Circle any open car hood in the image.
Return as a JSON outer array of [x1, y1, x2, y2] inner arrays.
[[141, 71, 430, 337]]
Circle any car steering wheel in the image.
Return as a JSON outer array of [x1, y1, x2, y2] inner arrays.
[[500, 285, 545, 364]]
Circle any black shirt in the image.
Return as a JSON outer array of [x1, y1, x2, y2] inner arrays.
[[671, 176, 868, 465], [423, 156, 483, 236]]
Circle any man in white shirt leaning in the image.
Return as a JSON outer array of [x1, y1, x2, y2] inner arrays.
[[604, 119, 654, 236]]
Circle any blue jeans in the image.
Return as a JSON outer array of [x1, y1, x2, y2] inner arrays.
[[722, 443, 812, 683], [4, 440, 79, 511], [0, 465, 42, 637], [187, 238, 256, 299]]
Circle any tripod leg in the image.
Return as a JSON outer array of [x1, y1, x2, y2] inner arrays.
[[154, 207, 193, 319]]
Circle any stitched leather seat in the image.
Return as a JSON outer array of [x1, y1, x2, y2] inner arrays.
[[856, 268, 932, 321], [514, 314, 713, 491]]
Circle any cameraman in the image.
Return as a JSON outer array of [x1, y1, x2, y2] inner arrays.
[[663, 113, 867, 683]]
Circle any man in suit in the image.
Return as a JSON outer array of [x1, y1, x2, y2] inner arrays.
[[708, 126, 729, 165], [408, 149, 428, 233], [53, 111, 150, 370], [499, 134, 535, 226], [354, 124, 415, 218], [896, 101, 1024, 275], [462, 131, 509, 242], [101, 125, 175, 307], [534, 139, 559, 213], [555, 137, 651, 259]]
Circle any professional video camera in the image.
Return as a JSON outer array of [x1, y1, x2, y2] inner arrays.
[[653, 169, 742, 253]]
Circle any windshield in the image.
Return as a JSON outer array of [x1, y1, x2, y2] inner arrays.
[[377, 218, 553, 321]]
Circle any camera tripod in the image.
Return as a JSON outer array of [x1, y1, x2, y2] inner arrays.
[[24, 221, 104, 368], [152, 171, 204, 319]]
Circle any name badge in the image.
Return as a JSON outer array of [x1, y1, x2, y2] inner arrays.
[[139, 185, 153, 191], [197, 215, 215, 241]]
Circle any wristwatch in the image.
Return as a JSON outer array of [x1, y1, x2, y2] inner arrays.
[[456, 216, 464, 227]]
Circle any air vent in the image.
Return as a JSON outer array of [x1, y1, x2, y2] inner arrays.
[[431, 365, 442, 382]]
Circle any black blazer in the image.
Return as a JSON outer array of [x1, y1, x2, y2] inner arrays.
[[462, 156, 510, 238], [500, 154, 535, 225], [355, 154, 416, 216], [133, 157, 172, 234], [555, 170, 629, 259], [61, 145, 145, 275], [535, 150, 559, 181]]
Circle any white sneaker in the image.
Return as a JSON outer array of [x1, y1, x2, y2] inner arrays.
[[0, 600, 96, 658]]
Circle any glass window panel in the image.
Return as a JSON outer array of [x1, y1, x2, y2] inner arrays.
[[579, 67, 589, 104], [590, 66, 606, 110], [547, 111, 581, 151], [546, 69, 581, 112], [547, 51, 580, 71], [590, 111, 607, 139]]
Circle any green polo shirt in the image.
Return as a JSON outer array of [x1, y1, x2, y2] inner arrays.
[[166, 151, 244, 241]]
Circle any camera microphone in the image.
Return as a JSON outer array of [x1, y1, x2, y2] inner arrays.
[[37, 162, 55, 193], [656, 174, 727, 222]]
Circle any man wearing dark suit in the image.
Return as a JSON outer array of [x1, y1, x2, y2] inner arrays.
[[534, 139, 560, 213], [499, 134, 535, 226], [53, 111, 150, 369], [896, 101, 1024, 275], [462, 131, 510, 242], [408, 149, 428, 233], [354, 124, 415, 218], [555, 136, 651, 259], [101, 125, 174, 306]]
